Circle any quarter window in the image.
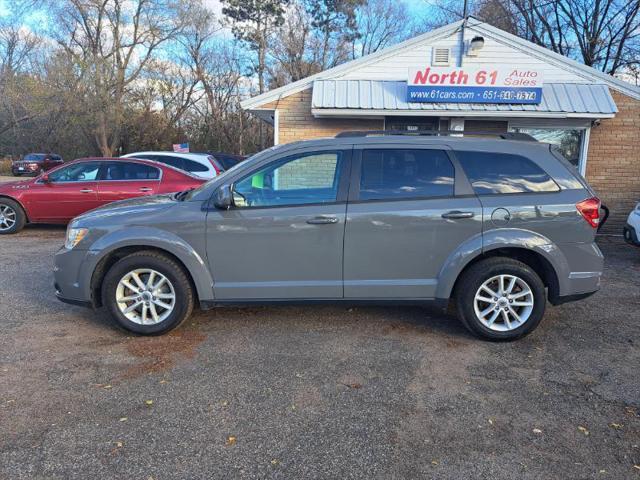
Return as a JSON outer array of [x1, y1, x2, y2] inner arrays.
[[359, 149, 454, 201], [510, 128, 583, 168], [48, 162, 100, 182], [456, 151, 559, 195], [233, 151, 343, 208]]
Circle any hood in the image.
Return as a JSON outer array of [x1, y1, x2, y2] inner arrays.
[[73, 193, 178, 225]]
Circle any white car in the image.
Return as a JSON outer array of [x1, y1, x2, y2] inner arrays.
[[121, 152, 224, 179], [624, 202, 640, 246]]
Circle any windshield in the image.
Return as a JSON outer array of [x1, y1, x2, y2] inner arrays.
[[24, 154, 46, 161]]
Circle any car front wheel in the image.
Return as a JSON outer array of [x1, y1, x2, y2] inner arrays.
[[102, 251, 195, 335], [455, 257, 546, 341]]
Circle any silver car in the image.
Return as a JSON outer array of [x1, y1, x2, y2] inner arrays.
[[54, 133, 604, 340]]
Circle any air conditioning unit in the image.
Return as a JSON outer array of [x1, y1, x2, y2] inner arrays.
[[432, 47, 450, 66]]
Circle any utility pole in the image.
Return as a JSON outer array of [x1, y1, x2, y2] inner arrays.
[[458, 0, 469, 67]]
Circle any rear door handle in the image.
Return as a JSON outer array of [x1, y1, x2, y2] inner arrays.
[[79, 188, 94, 193], [139, 187, 153, 192], [442, 210, 474, 219], [306, 216, 339, 225]]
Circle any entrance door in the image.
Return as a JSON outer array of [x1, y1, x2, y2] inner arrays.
[[344, 145, 482, 299], [206, 149, 351, 300]]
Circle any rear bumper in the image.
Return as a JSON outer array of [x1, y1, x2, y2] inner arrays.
[[624, 223, 640, 246]]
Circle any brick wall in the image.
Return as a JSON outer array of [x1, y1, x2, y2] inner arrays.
[[276, 153, 338, 189], [586, 90, 640, 234], [264, 89, 383, 144]]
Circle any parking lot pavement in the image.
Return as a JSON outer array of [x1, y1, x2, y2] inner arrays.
[[0, 227, 638, 480]]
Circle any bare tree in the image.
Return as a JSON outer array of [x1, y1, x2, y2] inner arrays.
[[268, 3, 323, 87], [352, 0, 410, 58], [53, 0, 187, 156]]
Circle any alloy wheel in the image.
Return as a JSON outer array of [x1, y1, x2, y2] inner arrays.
[[473, 274, 534, 332], [0, 205, 17, 231], [115, 269, 176, 325]]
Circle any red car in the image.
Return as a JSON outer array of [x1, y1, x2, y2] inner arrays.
[[12, 153, 64, 176], [0, 157, 206, 234]]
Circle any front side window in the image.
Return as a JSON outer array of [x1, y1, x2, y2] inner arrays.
[[359, 149, 454, 201], [233, 151, 342, 208], [456, 151, 559, 195], [103, 162, 160, 180], [48, 162, 100, 182]]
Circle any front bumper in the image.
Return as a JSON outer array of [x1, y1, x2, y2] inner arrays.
[[53, 246, 95, 307], [11, 163, 41, 175], [624, 223, 640, 247]]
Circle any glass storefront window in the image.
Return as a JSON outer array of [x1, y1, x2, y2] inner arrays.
[[510, 128, 584, 168]]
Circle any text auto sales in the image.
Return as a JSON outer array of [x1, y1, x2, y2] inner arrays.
[[407, 67, 544, 104]]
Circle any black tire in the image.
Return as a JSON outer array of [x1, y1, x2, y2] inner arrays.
[[455, 257, 546, 341], [13, 172, 22, 177], [0, 198, 26, 234], [102, 251, 195, 335]]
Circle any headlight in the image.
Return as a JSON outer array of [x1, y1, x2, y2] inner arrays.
[[65, 227, 89, 249]]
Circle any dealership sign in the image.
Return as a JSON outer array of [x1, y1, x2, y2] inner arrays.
[[407, 66, 543, 104]]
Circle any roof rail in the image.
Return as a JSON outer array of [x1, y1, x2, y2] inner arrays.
[[334, 130, 537, 142]]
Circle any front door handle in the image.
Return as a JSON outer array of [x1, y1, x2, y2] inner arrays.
[[306, 216, 339, 225], [442, 210, 474, 219], [139, 187, 153, 192], [79, 188, 94, 193]]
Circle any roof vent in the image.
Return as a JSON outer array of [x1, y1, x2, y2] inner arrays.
[[432, 47, 450, 66]]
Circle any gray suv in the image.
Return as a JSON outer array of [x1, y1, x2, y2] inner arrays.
[[54, 133, 604, 340]]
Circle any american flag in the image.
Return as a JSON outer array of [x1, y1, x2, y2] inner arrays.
[[172, 143, 189, 153]]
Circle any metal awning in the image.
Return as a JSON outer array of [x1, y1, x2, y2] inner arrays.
[[311, 80, 617, 118]]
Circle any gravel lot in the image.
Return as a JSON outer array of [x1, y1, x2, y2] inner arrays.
[[0, 226, 638, 479]]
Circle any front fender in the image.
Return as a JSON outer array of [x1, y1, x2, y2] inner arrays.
[[80, 226, 214, 303], [435, 228, 569, 299]]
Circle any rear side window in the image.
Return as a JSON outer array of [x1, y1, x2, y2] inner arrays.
[[456, 151, 559, 195], [103, 162, 160, 180], [359, 149, 454, 201], [182, 158, 209, 173]]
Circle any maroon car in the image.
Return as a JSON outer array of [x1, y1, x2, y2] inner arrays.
[[12, 153, 64, 176], [0, 157, 206, 234]]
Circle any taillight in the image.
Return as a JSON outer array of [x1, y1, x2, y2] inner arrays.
[[576, 197, 601, 228], [208, 156, 221, 175]]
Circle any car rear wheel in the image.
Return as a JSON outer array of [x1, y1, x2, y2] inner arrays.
[[0, 198, 26, 234], [455, 257, 546, 341], [102, 251, 194, 335]]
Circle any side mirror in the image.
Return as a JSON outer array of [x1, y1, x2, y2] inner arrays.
[[41, 173, 50, 184], [213, 184, 233, 210]]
